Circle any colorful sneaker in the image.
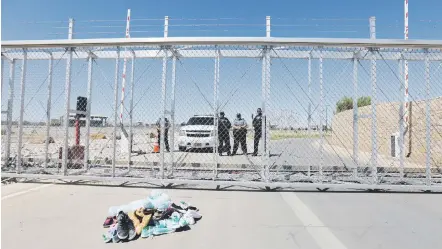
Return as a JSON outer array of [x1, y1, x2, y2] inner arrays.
[[127, 218, 137, 241], [116, 211, 129, 240], [103, 216, 114, 228], [102, 224, 118, 243]]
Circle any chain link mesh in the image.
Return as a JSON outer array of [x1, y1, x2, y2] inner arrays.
[[2, 43, 441, 189]]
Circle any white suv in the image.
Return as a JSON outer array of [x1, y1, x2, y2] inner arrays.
[[178, 115, 216, 152]]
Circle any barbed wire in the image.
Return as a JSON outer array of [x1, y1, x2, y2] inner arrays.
[[10, 16, 442, 40]]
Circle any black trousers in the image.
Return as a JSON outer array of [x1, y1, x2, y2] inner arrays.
[[254, 130, 262, 154], [157, 130, 170, 151], [218, 130, 231, 154], [232, 129, 247, 154]]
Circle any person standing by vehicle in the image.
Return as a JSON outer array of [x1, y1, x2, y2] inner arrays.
[[252, 108, 263, 156], [218, 111, 232, 156], [156, 117, 170, 152], [232, 113, 248, 156]]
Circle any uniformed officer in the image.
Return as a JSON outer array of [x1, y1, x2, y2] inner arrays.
[[218, 112, 232, 156], [232, 113, 248, 156], [252, 108, 263, 156], [156, 117, 170, 152]]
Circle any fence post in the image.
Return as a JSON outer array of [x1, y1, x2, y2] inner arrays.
[[1, 57, 4, 94], [398, 55, 405, 179], [319, 47, 324, 182], [5, 59, 15, 166], [265, 45, 271, 181], [266, 16, 271, 37], [213, 48, 220, 180], [17, 49, 27, 174], [112, 47, 120, 177], [128, 51, 135, 171], [260, 45, 271, 182], [262, 15, 271, 182], [160, 48, 168, 179], [370, 16, 378, 184], [84, 54, 93, 169], [352, 53, 359, 178], [170, 54, 177, 176], [164, 16, 169, 38], [44, 54, 53, 169], [425, 49, 431, 186], [62, 18, 74, 175], [68, 18, 74, 40], [307, 51, 312, 178], [62, 48, 73, 175]]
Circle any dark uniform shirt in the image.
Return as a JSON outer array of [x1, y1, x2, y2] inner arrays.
[[218, 117, 232, 132], [253, 114, 263, 131]]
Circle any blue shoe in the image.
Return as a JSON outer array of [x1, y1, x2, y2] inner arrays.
[[103, 224, 119, 243]]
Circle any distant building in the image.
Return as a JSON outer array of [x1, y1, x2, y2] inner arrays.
[[60, 114, 108, 127]]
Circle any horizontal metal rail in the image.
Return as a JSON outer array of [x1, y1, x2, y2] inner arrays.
[[2, 37, 442, 49], [2, 173, 441, 192], [2, 48, 442, 61]]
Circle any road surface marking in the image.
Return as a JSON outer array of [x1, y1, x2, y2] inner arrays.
[[280, 192, 347, 249], [2, 184, 54, 201]]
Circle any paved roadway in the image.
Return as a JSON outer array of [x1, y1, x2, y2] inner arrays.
[[124, 138, 350, 168], [2, 183, 441, 249]]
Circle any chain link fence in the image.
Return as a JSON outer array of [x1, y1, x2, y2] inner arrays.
[[1, 38, 441, 190]]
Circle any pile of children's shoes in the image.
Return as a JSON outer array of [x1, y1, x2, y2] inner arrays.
[[102, 190, 202, 243]]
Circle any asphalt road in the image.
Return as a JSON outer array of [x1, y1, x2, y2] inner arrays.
[[125, 138, 349, 168], [2, 183, 441, 249]]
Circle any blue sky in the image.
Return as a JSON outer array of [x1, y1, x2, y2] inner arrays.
[[2, 0, 442, 127], [3, 0, 442, 40]]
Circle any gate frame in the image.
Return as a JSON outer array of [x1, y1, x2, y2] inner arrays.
[[2, 37, 442, 192]]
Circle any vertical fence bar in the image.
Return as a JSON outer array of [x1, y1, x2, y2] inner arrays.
[[370, 16, 378, 184], [62, 46, 73, 175], [68, 18, 74, 40], [164, 16, 169, 38], [425, 49, 431, 185], [213, 49, 220, 179], [263, 15, 271, 176], [62, 18, 74, 175], [265, 16, 271, 178], [128, 52, 135, 171], [369, 69, 378, 183], [261, 46, 267, 181], [398, 55, 405, 179], [17, 49, 27, 174], [160, 48, 168, 179], [112, 47, 120, 177], [266, 16, 271, 37], [319, 47, 324, 181], [84, 54, 93, 169], [1, 57, 4, 93], [403, 0, 410, 159], [370, 50, 378, 183], [44, 55, 53, 169], [307, 52, 312, 177], [352, 54, 358, 178], [262, 15, 271, 181], [264, 46, 271, 181], [170, 55, 177, 176], [5, 59, 15, 165]]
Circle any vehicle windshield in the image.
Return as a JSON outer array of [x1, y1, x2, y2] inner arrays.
[[187, 117, 214, 125]]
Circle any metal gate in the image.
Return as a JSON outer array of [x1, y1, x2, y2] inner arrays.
[[1, 38, 442, 191]]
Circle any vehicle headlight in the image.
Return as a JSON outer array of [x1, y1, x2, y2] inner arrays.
[[179, 130, 186, 136]]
